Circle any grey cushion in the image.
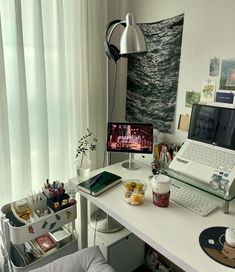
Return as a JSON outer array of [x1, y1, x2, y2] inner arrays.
[[30, 246, 115, 272]]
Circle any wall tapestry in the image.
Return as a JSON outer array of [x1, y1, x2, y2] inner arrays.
[[126, 14, 184, 133]]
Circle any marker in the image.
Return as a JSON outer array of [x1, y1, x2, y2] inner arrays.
[[90, 173, 103, 187]]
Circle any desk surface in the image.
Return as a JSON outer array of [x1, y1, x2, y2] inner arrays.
[[77, 161, 235, 272]]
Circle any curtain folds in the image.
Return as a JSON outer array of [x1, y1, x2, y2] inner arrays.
[[0, 0, 107, 205]]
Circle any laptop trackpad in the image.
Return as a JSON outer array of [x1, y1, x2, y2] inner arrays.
[[188, 163, 212, 183]]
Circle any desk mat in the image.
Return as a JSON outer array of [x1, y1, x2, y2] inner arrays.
[[199, 226, 235, 268]]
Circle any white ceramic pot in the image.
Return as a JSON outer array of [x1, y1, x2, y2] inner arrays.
[[76, 158, 91, 178]]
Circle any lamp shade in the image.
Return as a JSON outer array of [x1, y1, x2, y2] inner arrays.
[[120, 13, 147, 56]]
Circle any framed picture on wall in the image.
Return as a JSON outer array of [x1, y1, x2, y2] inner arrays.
[[219, 59, 235, 91], [200, 80, 216, 102], [185, 91, 201, 108], [209, 57, 220, 77]]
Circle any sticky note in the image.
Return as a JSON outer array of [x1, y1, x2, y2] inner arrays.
[[178, 114, 190, 131]]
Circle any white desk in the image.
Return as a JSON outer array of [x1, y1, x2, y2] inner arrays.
[[77, 161, 235, 272]]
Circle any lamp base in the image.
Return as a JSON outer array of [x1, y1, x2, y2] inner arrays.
[[90, 210, 124, 233], [121, 161, 140, 170], [121, 153, 140, 170]]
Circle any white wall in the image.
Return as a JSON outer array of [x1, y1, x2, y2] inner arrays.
[[108, 0, 235, 148]]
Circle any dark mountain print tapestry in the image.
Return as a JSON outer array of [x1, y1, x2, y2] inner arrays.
[[126, 14, 184, 133]]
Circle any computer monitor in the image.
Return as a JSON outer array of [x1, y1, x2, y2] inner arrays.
[[107, 122, 153, 170], [188, 104, 235, 150]]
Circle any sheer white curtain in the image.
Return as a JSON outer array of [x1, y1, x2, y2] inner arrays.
[[0, 0, 107, 205]]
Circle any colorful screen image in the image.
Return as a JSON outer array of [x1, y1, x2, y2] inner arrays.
[[107, 122, 153, 154]]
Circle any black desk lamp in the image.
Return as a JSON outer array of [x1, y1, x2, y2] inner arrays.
[[90, 13, 147, 233]]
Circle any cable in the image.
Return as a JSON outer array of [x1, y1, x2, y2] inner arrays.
[[102, 62, 118, 168], [109, 62, 118, 122], [93, 211, 101, 246], [102, 140, 108, 168]]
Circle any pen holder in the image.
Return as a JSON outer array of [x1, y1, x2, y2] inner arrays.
[[27, 193, 47, 211], [47, 193, 70, 212]]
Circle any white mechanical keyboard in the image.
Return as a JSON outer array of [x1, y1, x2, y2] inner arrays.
[[170, 183, 218, 216]]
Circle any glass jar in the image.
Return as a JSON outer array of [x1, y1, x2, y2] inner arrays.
[[122, 179, 146, 205]]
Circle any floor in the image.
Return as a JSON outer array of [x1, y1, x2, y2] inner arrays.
[[133, 264, 153, 272]]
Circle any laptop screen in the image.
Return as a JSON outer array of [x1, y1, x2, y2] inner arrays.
[[188, 104, 235, 150]]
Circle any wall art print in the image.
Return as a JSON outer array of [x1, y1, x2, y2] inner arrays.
[[185, 91, 200, 108], [219, 59, 235, 91], [209, 57, 220, 77], [126, 14, 184, 133]]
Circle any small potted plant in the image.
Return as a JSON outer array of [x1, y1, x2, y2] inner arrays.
[[75, 128, 97, 177]]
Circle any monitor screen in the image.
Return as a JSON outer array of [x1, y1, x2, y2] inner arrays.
[[107, 122, 153, 154], [188, 104, 235, 150]]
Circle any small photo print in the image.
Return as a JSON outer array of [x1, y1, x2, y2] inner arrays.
[[185, 91, 201, 108], [219, 58, 235, 91], [201, 80, 216, 102], [226, 69, 235, 87], [209, 57, 220, 76]]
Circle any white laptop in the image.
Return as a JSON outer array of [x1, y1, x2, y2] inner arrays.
[[169, 103, 235, 191]]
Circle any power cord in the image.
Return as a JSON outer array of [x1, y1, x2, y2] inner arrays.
[[93, 211, 102, 246], [102, 62, 118, 168], [108, 62, 118, 122]]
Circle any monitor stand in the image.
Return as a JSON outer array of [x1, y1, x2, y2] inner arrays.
[[90, 209, 124, 233], [121, 153, 140, 170]]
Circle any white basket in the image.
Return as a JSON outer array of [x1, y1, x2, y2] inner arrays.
[[1, 203, 77, 244]]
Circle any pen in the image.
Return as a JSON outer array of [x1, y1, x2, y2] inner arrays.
[[90, 173, 103, 187]]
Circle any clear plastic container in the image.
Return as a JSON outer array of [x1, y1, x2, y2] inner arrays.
[[122, 179, 146, 205]]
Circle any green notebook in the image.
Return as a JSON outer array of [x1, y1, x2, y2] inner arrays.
[[77, 171, 121, 196]]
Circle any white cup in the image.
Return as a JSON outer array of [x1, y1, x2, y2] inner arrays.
[[225, 228, 235, 247], [151, 174, 171, 194]]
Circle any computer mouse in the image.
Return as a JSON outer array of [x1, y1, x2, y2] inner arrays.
[[225, 228, 235, 247]]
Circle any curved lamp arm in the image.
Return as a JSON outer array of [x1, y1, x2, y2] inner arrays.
[[105, 20, 126, 42]]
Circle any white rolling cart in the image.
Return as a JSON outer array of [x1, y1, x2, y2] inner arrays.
[[0, 193, 78, 272]]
